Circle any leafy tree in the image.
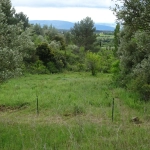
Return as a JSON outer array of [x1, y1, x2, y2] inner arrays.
[[1, 0, 29, 30], [0, 48, 22, 82], [98, 48, 115, 73], [112, 0, 150, 100], [0, 0, 35, 82], [36, 43, 55, 66], [44, 25, 59, 41], [64, 31, 73, 45], [53, 34, 66, 50], [71, 17, 96, 51], [114, 23, 120, 56], [14, 12, 30, 30], [33, 35, 48, 46], [113, 0, 150, 31], [86, 51, 100, 76], [36, 43, 66, 73], [0, 0, 16, 24], [33, 24, 44, 35]]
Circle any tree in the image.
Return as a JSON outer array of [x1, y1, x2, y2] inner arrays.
[[113, 23, 120, 56], [44, 25, 59, 41], [36, 43, 66, 73], [0, 0, 35, 82], [14, 12, 30, 30], [36, 43, 55, 66], [113, 0, 150, 31], [53, 34, 66, 50], [0, 0, 16, 25], [33, 24, 43, 35], [71, 17, 96, 51], [86, 51, 100, 76], [112, 0, 150, 100]]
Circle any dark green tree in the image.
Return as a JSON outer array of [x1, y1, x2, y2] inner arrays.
[[53, 34, 66, 50], [33, 24, 43, 35], [1, 0, 16, 25], [14, 12, 30, 30], [64, 31, 73, 45], [44, 25, 59, 41], [36, 43, 66, 73], [114, 23, 120, 56], [36, 43, 55, 66], [71, 17, 96, 51]]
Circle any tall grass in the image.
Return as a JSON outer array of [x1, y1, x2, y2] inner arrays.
[[0, 72, 150, 149]]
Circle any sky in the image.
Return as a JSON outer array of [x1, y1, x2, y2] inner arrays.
[[11, 0, 117, 23]]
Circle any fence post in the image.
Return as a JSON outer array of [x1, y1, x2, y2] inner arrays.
[[112, 98, 115, 122], [37, 95, 39, 115]]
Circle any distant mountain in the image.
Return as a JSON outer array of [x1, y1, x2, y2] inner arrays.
[[29, 20, 115, 31]]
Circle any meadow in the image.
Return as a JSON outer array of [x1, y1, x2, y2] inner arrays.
[[0, 72, 150, 150]]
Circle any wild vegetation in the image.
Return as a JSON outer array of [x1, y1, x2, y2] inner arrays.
[[0, 0, 150, 149], [0, 73, 150, 149]]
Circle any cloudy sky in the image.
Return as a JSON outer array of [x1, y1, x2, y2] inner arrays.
[[11, 0, 116, 23]]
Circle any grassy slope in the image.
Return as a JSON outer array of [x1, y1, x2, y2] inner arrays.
[[0, 73, 150, 150]]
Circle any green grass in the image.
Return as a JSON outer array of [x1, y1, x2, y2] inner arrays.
[[0, 72, 150, 149]]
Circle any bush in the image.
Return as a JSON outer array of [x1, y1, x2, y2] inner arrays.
[[29, 60, 49, 74], [86, 51, 100, 76], [46, 62, 58, 73], [36, 43, 55, 66], [128, 75, 150, 101]]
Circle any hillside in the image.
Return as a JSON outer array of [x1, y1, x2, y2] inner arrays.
[[29, 20, 115, 31]]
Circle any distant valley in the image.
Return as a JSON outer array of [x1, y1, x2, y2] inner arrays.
[[29, 20, 115, 31]]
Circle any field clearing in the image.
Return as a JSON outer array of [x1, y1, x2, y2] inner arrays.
[[0, 73, 150, 150]]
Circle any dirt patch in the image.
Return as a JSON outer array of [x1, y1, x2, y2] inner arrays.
[[0, 102, 29, 112]]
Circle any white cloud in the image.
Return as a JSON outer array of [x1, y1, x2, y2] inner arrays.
[[11, 0, 116, 23], [11, 0, 114, 8]]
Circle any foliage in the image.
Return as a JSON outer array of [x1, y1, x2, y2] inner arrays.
[[0, 0, 15, 25], [44, 25, 59, 41], [64, 31, 73, 44], [29, 60, 49, 74], [53, 49, 66, 72], [14, 12, 30, 30], [86, 51, 100, 75], [33, 35, 48, 46], [98, 48, 115, 73], [71, 17, 96, 51], [0, 0, 35, 82], [32, 23, 43, 35], [49, 40, 61, 51], [113, 0, 150, 31], [113, 23, 120, 56], [112, 0, 150, 100], [53, 34, 66, 50], [36, 43, 67, 73], [0, 48, 22, 82], [46, 62, 59, 73], [36, 43, 55, 66]]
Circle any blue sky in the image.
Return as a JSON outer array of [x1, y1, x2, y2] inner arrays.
[[11, 0, 116, 23]]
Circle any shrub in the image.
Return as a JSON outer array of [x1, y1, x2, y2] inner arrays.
[[29, 60, 49, 74], [86, 51, 100, 76], [46, 62, 58, 73]]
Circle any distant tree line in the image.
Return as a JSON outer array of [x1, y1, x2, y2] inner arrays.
[[0, 0, 117, 83]]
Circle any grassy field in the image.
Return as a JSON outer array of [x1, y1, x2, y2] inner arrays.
[[0, 72, 150, 150]]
